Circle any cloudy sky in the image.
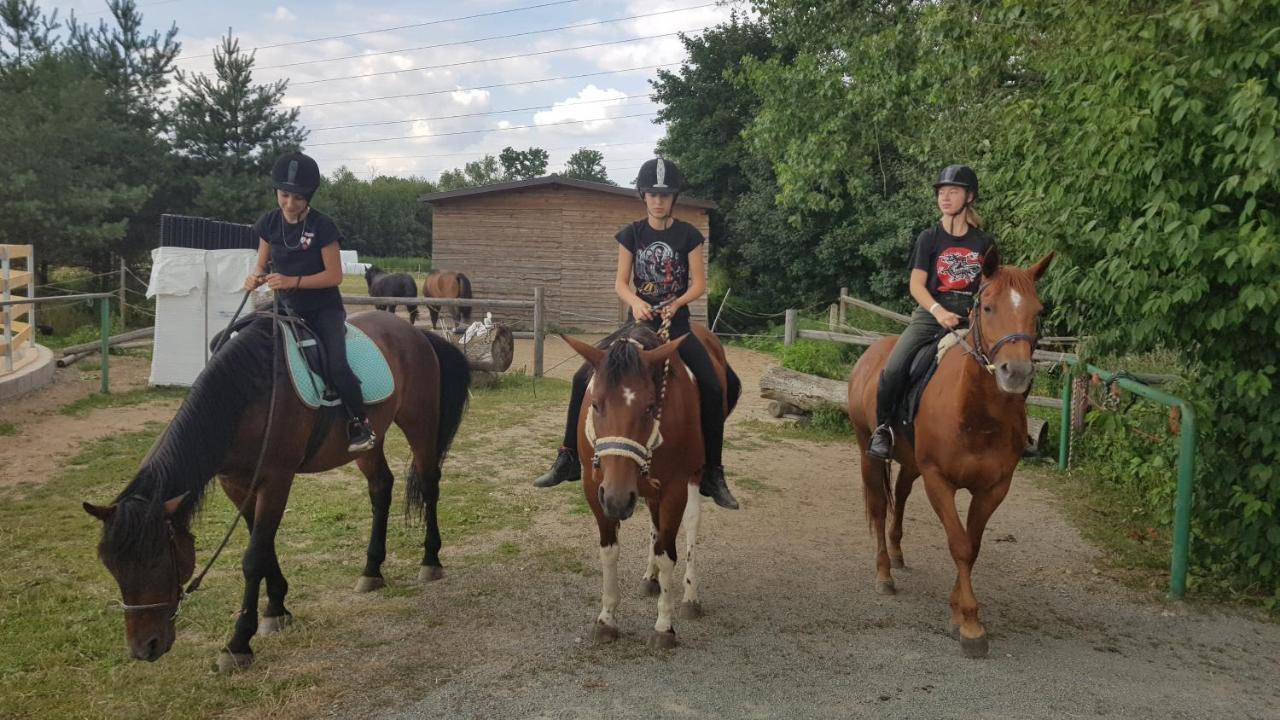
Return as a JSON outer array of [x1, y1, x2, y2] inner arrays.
[[42, 0, 748, 185]]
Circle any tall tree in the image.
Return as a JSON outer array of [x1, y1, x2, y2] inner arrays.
[[437, 155, 502, 190], [172, 32, 307, 222], [562, 147, 611, 183], [323, 169, 435, 257], [0, 0, 59, 66], [499, 145, 549, 180]]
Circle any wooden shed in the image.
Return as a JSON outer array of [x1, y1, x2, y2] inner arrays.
[[419, 176, 716, 332]]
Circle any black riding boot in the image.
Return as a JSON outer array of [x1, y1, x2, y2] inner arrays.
[[868, 424, 894, 460], [347, 416, 376, 453], [533, 447, 581, 488], [699, 465, 739, 510]]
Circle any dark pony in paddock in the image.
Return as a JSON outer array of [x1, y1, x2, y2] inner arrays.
[[847, 250, 1053, 657], [421, 269, 473, 332], [563, 322, 740, 649], [365, 265, 419, 324], [83, 310, 470, 671]]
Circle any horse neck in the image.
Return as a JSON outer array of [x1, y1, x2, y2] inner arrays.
[[952, 349, 1026, 427]]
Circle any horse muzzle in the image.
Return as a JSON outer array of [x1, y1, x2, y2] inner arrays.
[[598, 483, 638, 521], [994, 360, 1035, 395]]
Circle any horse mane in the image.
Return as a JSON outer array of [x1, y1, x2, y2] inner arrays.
[[107, 317, 276, 548], [602, 326, 661, 387], [982, 264, 1037, 300]]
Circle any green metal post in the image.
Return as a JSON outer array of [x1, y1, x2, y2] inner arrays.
[[99, 297, 110, 394], [1169, 402, 1196, 599], [1059, 372, 1073, 470]]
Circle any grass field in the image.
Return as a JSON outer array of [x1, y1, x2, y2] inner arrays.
[[0, 373, 571, 719]]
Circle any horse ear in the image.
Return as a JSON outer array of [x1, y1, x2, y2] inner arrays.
[[1028, 251, 1055, 282], [162, 493, 189, 518], [561, 334, 605, 367], [83, 502, 115, 522], [640, 335, 688, 367], [982, 246, 1002, 278]]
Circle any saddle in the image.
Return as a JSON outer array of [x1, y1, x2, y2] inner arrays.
[[891, 329, 970, 446], [216, 312, 395, 410]]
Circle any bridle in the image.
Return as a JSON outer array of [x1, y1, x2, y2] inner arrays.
[[950, 280, 1038, 373], [585, 313, 674, 487], [115, 518, 187, 621]]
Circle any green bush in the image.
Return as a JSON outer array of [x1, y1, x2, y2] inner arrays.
[[781, 339, 860, 381]]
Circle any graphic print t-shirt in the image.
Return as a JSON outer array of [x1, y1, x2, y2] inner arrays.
[[909, 223, 995, 316], [252, 208, 343, 312], [616, 219, 704, 320]]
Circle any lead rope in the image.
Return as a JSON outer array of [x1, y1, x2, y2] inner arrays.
[[645, 312, 674, 490]]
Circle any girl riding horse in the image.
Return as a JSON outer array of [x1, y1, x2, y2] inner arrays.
[[532, 158, 738, 510], [243, 151, 375, 452], [867, 164, 995, 459]]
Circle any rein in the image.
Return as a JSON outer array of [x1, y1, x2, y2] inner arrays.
[[948, 281, 1037, 373], [585, 312, 674, 489]]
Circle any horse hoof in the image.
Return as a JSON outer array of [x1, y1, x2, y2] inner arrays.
[[648, 630, 677, 651], [257, 613, 292, 636], [418, 565, 444, 583], [215, 650, 254, 673], [641, 578, 660, 597], [678, 601, 703, 620], [960, 634, 990, 658], [875, 579, 896, 596], [354, 576, 386, 593], [889, 556, 906, 569], [592, 622, 620, 644]]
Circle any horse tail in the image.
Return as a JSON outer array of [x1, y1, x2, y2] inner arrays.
[[406, 331, 471, 520], [724, 364, 742, 417], [456, 272, 473, 324]]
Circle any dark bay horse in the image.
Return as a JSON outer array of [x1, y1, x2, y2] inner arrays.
[[563, 322, 739, 649], [365, 265, 420, 324], [846, 250, 1053, 657], [83, 311, 470, 671], [421, 269, 472, 332]]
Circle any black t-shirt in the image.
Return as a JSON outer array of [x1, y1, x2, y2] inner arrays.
[[252, 208, 344, 312], [909, 223, 995, 315], [616, 218, 704, 320]]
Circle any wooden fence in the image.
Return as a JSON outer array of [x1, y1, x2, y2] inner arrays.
[[1, 245, 35, 373]]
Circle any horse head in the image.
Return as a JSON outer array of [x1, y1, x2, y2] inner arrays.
[[563, 332, 686, 520], [83, 492, 194, 662], [972, 249, 1055, 394], [364, 264, 383, 288]]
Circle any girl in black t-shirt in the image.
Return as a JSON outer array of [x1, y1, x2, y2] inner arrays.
[[532, 158, 739, 510], [866, 165, 996, 460], [242, 151, 375, 453]]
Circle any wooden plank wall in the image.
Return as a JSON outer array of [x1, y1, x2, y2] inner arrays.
[[430, 186, 710, 332]]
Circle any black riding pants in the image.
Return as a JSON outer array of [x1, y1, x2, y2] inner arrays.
[[561, 314, 725, 467], [875, 308, 947, 426], [293, 303, 367, 421]]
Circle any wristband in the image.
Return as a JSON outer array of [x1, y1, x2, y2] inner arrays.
[[928, 302, 941, 314]]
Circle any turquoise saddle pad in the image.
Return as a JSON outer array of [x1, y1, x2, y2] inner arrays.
[[281, 321, 395, 410]]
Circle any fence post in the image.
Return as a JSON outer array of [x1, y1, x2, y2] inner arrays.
[[532, 286, 545, 378], [2, 246, 11, 372], [838, 287, 848, 326], [784, 309, 797, 347], [118, 256, 127, 325], [1058, 372, 1072, 470], [828, 303, 838, 331], [99, 297, 110, 394]]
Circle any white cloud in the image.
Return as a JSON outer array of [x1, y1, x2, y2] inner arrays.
[[450, 89, 491, 107], [533, 86, 629, 131], [271, 7, 297, 22]]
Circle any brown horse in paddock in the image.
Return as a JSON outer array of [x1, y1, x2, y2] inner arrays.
[[421, 269, 473, 332], [847, 250, 1053, 657], [83, 311, 470, 671], [563, 322, 739, 649]]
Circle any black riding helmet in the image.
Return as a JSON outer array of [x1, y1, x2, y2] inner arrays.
[[933, 164, 979, 200], [635, 157, 685, 198], [271, 151, 321, 199]]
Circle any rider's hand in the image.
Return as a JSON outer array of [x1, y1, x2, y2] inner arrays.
[[932, 306, 963, 329], [659, 302, 678, 321], [630, 298, 654, 321], [244, 273, 265, 291], [264, 273, 293, 291]]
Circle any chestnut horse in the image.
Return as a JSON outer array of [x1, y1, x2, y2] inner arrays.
[[563, 322, 738, 649], [421, 269, 472, 332], [847, 250, 1053, 657], [83, 311, 470, 671]]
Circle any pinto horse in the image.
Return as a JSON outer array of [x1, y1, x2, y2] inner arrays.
[[421, 269, 473, 332], [365, 265, 420, 324], [847, 250, 1053, 657], [83, 311, 470, 671], [563, 322, 739, 649]]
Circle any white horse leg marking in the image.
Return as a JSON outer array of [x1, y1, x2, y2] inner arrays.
[[641, 516, 658, 583], [682, 490, 702, 606], [653, 553, 677, 633], [598, 543, 621, 629]]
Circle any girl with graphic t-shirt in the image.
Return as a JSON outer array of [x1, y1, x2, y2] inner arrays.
[[531, 158, 739, 510], [867, 165, 996, 460], [242, 151, 376, 453]]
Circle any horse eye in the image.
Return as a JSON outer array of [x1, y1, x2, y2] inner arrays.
[[982, 304, 993, 313]]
